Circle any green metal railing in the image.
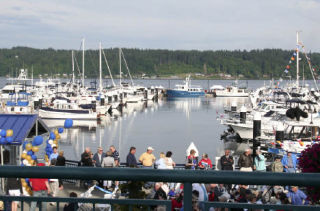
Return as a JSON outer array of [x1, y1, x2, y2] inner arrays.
[[0, 166, 319, 210]]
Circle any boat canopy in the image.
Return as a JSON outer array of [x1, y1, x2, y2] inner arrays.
[[210, 85, 224, 90]]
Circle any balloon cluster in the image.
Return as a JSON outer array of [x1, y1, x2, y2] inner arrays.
[[0, 129, 14, 144], [21, 136, 43, 167], [44, 129, 62, 162], [44, 118, 73, 163]]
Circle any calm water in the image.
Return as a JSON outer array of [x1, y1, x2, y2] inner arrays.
[[36, 79, 260, 164], [1, 78, 314, 163], [42, 97, 249, 164]]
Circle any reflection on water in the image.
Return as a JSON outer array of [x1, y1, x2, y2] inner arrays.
[[42, 97, 249, 163]]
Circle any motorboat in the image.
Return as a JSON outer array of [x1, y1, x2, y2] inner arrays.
[[166, 75, 205, 98]]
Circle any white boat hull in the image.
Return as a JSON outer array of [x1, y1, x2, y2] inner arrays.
[[39, 109, 97, 120]]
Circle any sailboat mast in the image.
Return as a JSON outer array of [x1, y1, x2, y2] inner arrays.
[[72, 50, 75, 84], [31, 65, 33, 86], [296, 31, 299, 88], [119, 48, 122, 87], [82, 38, 85, 87], [99, 42, 103, 92]]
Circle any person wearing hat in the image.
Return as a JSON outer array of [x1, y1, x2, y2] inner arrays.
[[271, 156, 284, 173], [287, 186, 307, 205], [139, 147, 156, 168]]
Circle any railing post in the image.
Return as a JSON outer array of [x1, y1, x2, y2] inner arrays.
[[183, 182, 192, 211]]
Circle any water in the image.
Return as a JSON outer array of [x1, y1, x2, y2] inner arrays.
[[2, 78, 312, 164], [34, 79, 257, 164]]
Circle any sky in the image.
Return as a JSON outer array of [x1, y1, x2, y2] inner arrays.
[[0, 0, 319, 51]]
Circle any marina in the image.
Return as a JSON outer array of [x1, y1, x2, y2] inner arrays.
[[1, 0, 320, 209]]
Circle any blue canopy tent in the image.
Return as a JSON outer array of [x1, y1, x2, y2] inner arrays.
[[0, 114, 49, 165]]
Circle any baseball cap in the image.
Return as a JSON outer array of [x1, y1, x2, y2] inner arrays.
[[147, 146, 154, 151]]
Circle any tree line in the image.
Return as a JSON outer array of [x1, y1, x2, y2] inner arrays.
[[0, 47, 319, 79]]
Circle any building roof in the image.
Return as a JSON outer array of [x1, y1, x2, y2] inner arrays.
[[0, 114, 49, 145]]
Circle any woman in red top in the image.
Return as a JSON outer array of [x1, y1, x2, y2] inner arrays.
[[198, 153, 213, 170]]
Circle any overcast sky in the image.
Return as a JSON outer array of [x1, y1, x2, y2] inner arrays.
[[0, 0, 319, 51]]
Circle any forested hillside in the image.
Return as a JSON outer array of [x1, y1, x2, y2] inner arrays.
[[0, 47, 319, 79]]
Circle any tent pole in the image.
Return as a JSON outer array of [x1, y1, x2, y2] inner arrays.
[[1, 145, 4, 193]]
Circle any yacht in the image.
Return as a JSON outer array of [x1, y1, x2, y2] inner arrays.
[[166, 75, 205, 98], [213, 81, 249, 97]]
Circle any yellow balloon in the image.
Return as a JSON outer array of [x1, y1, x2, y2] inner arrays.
[[26, 155, 32, 161], [22, 181, 28, 187], [45, 155, 48, 162], [25, 143, 32, 151], [21, 153, 27, 159], [56, 134, 61, 140], [54, 130, 59, 136], [53, 140, 58, 145], [32, 146, 39, 152], [29, 160, 34, 165], [6, 129, 13, 137]]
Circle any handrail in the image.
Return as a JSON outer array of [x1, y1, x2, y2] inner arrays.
[[0, 166, 320, 186], [203, 202, 319, 211], [1, 166, 320, 210]]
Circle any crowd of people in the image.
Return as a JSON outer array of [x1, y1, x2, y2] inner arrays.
[[4, 145, 309, 211], [76, 145, 309, 210]]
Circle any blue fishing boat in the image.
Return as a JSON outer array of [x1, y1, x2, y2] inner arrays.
[[166, 75, 205, 97]]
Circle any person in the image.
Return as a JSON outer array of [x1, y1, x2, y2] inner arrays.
[[126, 146, 138, 167], [147, 182, 162, 199], [101, 151, 116, 189], [185, 149, 198, 170], [139, 147, 156, 168], [198, 153, 213, 170], [101, 151, 115, 168], [238, 149, 253, 171], [29, 163, 51, 211], [63, 192, 79, 211], [271, 156, 283, 173], [165, 151, 175, 169], [49, 147, 59, 165], [155, 152, 167, 169], [213, 184, 229, 201], [287, 186, 307, 205], [220, 149, 234, 170], [56, 151, 66, 166], [55, 151, 65, 190], [281, 152, 297, 173], [49, 159, 60, 206], [93, 147, 106, 167], [110, 145, 120, 166], [81, 147, 93, 166], [6, 177, 22, 211], [254, 150, 266, 171]]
